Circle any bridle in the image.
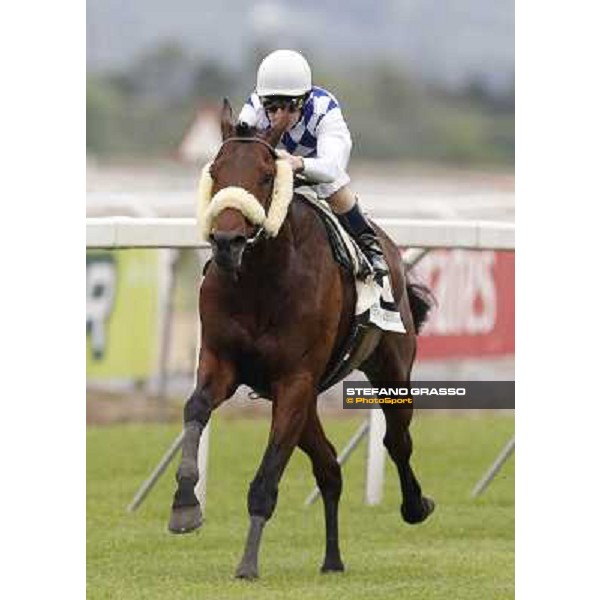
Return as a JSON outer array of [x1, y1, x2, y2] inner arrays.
[[219, 135, 279, 159], [214, 135, 280, 246]]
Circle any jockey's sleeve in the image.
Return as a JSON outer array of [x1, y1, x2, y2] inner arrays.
[[301, 108, 352, 184]]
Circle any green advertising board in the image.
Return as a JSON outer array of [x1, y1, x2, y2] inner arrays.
[[86, 249, 163, 380]]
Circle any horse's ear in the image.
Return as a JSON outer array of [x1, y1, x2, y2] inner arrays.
[[262, 120, 287, 147], [221, 98, 235, 140]]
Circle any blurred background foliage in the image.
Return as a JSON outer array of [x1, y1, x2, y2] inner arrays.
[[87, 41, 514, 166]]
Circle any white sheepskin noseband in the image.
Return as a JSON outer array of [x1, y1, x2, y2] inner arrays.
[[197, 159, 294, 240]]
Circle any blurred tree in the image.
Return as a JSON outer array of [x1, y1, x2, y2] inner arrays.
[[86, 49, 513, 166], [87, 76, 126, 154], [191, 61, 236, 101], [371, 62, 421, 114], [112, 41, 197, 103]]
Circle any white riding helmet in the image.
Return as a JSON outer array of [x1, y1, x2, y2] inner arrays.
[[256, 49, 312, 97]]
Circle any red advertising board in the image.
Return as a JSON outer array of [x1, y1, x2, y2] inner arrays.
[[410, 250, 515, 359]]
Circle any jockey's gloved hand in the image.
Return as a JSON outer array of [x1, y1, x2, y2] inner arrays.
[[276, 150, 304, 173]]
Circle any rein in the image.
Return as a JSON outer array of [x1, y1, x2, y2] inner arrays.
[[246, 225, 265, 247]]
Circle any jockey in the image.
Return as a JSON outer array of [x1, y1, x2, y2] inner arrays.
[[238, 49, 389, 282]]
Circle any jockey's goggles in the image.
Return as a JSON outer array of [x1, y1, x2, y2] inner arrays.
[[261, 95, 306, 113]]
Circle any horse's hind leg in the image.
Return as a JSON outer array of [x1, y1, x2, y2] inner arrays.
[[380, 404, 435, 523], [168, 351, 236, 534], [361, 333, 435, 524], [298, 407, 344, 573]]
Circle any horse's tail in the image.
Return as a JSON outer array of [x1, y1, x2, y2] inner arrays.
[[406, 276, 435, 334]]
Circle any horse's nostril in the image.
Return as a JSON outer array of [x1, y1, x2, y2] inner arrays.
[[231, 235, 247, 247], [210, 233, 227, 248]]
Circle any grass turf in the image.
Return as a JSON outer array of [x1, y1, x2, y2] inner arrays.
[[87, 412, 514, 599]]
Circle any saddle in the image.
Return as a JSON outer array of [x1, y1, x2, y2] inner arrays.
[[293, 187, 402, 392], [294, 186, 373, 279]]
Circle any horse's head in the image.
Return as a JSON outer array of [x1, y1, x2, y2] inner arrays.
[[197, 99, 293, 275]]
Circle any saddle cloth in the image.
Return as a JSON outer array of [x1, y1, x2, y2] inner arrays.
[[295, 187, 406, 334]]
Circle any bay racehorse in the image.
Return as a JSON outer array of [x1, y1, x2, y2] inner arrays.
[[168, 99, 435, 579]]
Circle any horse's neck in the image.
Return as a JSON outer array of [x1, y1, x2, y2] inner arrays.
[[242, 220, 294, 280], [245, 197, 324, 276], [215, 202, 315, 301], [245, 219, 293, 278]]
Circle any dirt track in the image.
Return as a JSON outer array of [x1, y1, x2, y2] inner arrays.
[[87, 387, 298, 426], [86, 389, 180, 425]]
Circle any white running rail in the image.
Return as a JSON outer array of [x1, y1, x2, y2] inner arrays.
[[86, 217, 514, 250]]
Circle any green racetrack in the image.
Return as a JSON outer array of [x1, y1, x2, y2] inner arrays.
[[87, 413, 514, 599]]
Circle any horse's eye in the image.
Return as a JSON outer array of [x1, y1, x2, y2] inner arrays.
[[262, 174, 274, 186]]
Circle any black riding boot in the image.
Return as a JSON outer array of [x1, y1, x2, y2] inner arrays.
[[337, 201, 389, 284]]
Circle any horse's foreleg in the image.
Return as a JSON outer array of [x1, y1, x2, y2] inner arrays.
[[235, 373, 313, 579], [168, 352, 236, 534], [298, 408, 344, 573]]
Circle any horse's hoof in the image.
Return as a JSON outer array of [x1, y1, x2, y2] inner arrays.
[[401, 496, 435, 525], [234, 562, 259, 580], [321, 557, 345, 573], [168, 505, 203, 534]]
